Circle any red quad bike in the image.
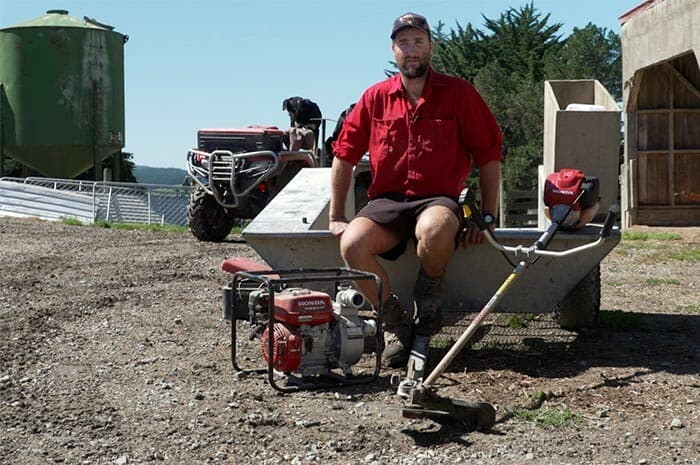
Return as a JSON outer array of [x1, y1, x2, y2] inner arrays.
[[186, 126, 318, 242], [219, 169, 618, 430]]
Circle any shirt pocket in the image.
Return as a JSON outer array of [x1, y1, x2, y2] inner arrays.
[[429, 117, 458, 155], [414, 117, 459, 175], [371, 117, 407, 163]]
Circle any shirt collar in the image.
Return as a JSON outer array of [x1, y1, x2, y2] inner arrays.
[[388, 68, 448, 99]]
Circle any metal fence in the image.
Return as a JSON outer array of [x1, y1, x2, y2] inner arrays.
[[0, 177, 192, 226]]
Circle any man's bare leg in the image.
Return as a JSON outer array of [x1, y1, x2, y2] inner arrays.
[[339, 217, 401, 307], [340, 217, 412, 367]]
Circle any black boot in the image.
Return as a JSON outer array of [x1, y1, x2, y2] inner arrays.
[[380, 294, 414, 368], [414, 268, 444, 337]]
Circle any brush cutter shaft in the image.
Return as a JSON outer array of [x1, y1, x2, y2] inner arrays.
[[421, 190, 618, 389], [422, 261, 527, 388]]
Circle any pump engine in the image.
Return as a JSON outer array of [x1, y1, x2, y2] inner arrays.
[[254, 287, 377, 377], [222, 260, 382, 390]]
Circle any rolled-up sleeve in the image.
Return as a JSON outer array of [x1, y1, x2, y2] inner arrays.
[[459, 84, 503, 167], [332, 92, 372, 166]]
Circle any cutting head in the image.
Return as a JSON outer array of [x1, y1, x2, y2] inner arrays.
[[402, 387, 496, 429]]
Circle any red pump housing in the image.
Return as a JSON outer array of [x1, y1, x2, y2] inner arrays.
[[272, 289, 333, 326], [260, 289, 334, 372]]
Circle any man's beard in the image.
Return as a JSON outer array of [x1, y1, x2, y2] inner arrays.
[[399, 59, 429, 79]]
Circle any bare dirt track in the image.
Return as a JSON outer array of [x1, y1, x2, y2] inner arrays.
[[0, 217, 698, 465]]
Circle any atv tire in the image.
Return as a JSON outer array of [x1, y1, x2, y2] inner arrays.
[[554, 264, 601, 330], [187, 187, 236, 242]]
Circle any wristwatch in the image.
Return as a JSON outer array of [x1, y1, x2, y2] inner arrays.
[[482, 213, 496, 226]]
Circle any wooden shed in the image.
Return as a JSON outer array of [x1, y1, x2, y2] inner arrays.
[[620, 0, 700, 226]]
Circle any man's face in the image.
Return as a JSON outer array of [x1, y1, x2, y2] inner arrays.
[[392, 28, 432, 79]]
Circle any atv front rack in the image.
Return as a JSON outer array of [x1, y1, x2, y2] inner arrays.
[[224, 266, 384, 392], [186, 148, 316, 208]]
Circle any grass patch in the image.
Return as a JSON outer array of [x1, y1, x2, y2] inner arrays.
[[675, 304, 700, 314], [645, 277, 680, 286], [60, 217, 83, 226], [606, 280, 624, 287], [622, 231, 681, 241], [511, 406, 581, 428], [104, 222, 189, 233], [599, 310, 641, 331], [670, 248, 700, 262], [506, 314, 536, 329], [61, 218, 188, 234]]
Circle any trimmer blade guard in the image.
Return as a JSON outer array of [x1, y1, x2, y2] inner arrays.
[[403, 387, 496, 429]]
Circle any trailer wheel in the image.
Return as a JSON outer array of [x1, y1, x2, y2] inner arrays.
[[187, 187, 236, 242], [554, 264, 600, 330]]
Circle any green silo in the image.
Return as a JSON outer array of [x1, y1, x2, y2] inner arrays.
[[0, 9, 127, 179]]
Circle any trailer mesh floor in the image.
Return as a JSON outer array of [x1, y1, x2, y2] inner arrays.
[[433, 310, 578, 350]]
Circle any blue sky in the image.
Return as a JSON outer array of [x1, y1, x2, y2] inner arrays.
[[1, 0, 642, 169]]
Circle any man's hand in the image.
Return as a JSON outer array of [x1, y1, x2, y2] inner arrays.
[[459, 223, 494, 247], [329, 218, 349, 237]]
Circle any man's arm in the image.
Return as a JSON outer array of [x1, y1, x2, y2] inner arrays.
[[329, 157, 354, 237], [478, 159, 501, 218], [462, 159, 501, 246]]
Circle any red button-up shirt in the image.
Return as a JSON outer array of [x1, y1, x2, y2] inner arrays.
[[333, 69, 503, 199]]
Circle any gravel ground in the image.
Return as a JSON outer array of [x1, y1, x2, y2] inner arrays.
[[0, 217, 697, 465]]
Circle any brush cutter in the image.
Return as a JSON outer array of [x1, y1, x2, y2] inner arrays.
[[400, 169, 618, 429]]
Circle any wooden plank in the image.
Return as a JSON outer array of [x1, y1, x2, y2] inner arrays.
[[666, 62, 700, 101], [674, 152, 700, 205], [501, 189, 538, 226], [637, 206, 700, 226], [669, 77, 675, 207]]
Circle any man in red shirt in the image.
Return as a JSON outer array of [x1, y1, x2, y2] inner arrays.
[[330, 12, 503, 368]]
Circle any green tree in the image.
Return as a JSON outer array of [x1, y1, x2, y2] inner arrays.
[[78, 151, 136, 182], [478, 3, 562, 82], [431, 21, 486, 81], [544, 23, 622, 100]]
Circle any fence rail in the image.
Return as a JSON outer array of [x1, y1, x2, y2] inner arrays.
[[501, 189, 538, 227], [0, 177, 193, 226]]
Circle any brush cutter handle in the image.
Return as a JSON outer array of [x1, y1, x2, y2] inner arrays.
[[458, 188, 489, 231], [457, 188, 617, 260], [600, 205, 619, 238]]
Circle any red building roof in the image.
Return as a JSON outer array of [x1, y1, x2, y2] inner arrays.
[[619, 0, 667, 25]]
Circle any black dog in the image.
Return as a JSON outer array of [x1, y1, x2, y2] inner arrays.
[[282, 96, 322, 129]]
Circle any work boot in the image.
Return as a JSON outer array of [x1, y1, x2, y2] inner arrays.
[[414, 268, 444, 337], [380, 294, 414, 368]]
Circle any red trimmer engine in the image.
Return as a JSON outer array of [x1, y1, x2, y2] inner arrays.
[[544, 168, 600, 229]]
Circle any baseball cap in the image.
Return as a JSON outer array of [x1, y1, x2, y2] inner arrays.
[[390, 12, 430, 39]]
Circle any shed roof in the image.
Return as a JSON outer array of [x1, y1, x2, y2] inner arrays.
[[619, 0, 667, 25]]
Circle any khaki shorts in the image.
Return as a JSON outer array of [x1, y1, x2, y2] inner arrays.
[[355, 193, 462, 260]]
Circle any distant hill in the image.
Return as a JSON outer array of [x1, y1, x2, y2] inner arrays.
[[134, 165, 189, 185]]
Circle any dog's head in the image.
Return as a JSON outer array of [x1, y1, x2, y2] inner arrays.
[[282, 96, 303, 113]]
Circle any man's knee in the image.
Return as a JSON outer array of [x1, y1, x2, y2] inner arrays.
[[416, 207, 459, 246], [340, 219, 402, 264], [339, 233, 364, 265]]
